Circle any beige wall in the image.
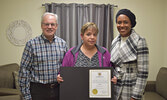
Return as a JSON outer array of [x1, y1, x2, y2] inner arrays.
[[164, 0, 167, 66], [0, 0, 166, 81]]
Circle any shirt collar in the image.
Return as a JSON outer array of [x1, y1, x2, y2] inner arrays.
[[41, 33, 56, 42], [71, 43, 106, 55]]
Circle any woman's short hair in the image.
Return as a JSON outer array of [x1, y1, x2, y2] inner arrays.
[[81, 22, 99, 35]]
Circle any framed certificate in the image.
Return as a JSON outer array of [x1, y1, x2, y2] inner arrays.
[[60, 67, 113, 100], [89, 69, 111, 98]]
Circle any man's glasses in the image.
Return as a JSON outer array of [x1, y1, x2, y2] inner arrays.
[[42, 23, 57, 27]]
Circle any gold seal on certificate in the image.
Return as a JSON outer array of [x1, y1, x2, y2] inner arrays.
[[89, 69, 111, 98], [92, 89, 98, 94]]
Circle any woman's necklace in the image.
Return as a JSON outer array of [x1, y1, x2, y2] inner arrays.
[[81, 45, 97, 59]]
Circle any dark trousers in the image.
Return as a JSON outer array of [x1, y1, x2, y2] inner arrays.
[[30, 82, 59, 100]]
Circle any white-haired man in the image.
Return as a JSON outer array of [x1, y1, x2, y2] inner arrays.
[[19, 12, 68, 100]]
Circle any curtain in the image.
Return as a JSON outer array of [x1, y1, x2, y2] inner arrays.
[[43, 3, 114, 50]]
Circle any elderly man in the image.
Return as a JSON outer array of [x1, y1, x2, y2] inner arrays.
[[19, 12, 67, 100]]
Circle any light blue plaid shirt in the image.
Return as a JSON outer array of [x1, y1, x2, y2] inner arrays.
[[19, 34, 67, 100]]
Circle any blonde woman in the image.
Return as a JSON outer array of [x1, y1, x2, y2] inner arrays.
[[57, 22, 112, 83]]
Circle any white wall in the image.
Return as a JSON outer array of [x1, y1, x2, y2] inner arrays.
[[0, 0, 166, 81]]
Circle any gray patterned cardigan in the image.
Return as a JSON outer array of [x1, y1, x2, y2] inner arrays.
[[110, 29, 149, 100]]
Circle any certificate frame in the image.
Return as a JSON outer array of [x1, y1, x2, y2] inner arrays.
[[89, 69, 111, 98], [60, 67, 113, 100]]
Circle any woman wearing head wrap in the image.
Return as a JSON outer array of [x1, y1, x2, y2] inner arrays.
[[110, 9, 149, 100]]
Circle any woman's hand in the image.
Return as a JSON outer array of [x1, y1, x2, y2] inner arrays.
[[130, 97, 136, 100], [111, 76, 117, 84], [57, 74, 64, 83]]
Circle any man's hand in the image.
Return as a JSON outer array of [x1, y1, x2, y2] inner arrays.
[[57, 74, 64, 83]]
